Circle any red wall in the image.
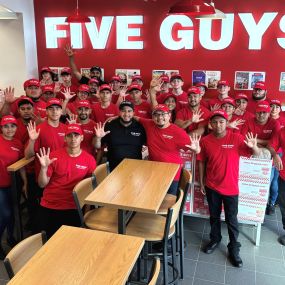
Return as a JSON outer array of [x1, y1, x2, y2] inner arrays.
[[34, 0, 285, 100]]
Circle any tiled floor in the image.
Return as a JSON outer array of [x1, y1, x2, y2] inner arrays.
[[0, 209, 285, 285]]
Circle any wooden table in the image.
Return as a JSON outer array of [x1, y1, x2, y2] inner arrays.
[[85, 159, 180, 234], [8, 226, 145, 285]]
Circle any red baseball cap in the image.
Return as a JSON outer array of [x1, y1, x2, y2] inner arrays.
[[221, 97, 236, 107], [187, 86, 201, 95], [235, 93, 248, 101], [253, 81, 266, 90], [128, 84, 142, 92], [78, 84, 90, 93], [88, 78, 99, 85], [23, 79, 40, 89], [131, 75, 143, 82], [1, 115, 18, 126], [270, 99, 281, 107], [41, 66, 53, 74], [65, 124, 83, 136], [195, 82, 208, 91], [110, 76, 121, 82], [163, 94, 177, 102], [76, 100, 91, 109], [46, 98, 62, 108], [160, 75, 170, 83], [60, 67, 71, 75], [210, 109, 229, 120], [152, 104, 170, 114], [41, 85, 54, 93], [256, 101, 270, 113], [170, 73, 183, 82], [17, 96, 34, 107], [99, 84, 112, 92], [217, 80, 230, 87]]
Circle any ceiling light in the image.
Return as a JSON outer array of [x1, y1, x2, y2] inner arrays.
[[65, 0, 91, 23], [0, 5, 17, 20], [195, 1, 226, 19]]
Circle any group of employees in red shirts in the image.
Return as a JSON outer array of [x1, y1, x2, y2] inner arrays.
[[0, 52, 285, 268]]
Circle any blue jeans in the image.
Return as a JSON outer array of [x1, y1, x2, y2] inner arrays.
[[0, 187, 14, 242], [269, 166, 279, 205]]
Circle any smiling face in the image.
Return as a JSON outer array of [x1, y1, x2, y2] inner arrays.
[[61, 74, 72, 84], [77, 107, 91, 121], [221, 103, 235, 116], [217, 84, 230, 96], [1, 123, 17, 140], [164, 97, 176, 111], [270, 104, 281, 118], [170, 79, 184, 90], [119, 106, 134, 123], [188, 93, 201, 108], [235, 99, 248, 111], [152, 111, 171, 128]]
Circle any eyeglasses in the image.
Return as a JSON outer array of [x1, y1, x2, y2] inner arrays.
[[152, 112, 169, 117]]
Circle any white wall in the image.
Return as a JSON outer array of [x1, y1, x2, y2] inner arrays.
[[0, 0, 37, 96]]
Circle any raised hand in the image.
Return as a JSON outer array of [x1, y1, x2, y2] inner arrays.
[[191, 109, 204, 123], [27, 121, 40, 141], [64, 44, 75, 57], [273, 154, 283, 170], [228, 119, 245, 130], [4, 86, 16, 103], [36, 147, 57, 168], [118, 86, 128, 101], [54, 82, 61, 93], [244, 132, 257, 149], [62, 87, 76, 101], [210, 103, 221, 112], [149, 78, 162, 93], [67, 113, 78, 124], [94, 122, 110, 138], [186, 133, 201, 154]]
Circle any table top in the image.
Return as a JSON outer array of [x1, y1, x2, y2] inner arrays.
[[85, 159, 180, 213], [8, 226, 145, 285]]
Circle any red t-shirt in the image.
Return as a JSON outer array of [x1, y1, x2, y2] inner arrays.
[[91, 103, 119, 123], [0, 135, 23, 187], [111, 92, 120, 104], [176, 105, 211, 133], [40, 148, 96, 210], [235, 110, 254, 121], [208, 96, 233, 110], [246, 98, 271, 114], [240, 117, 280, 141], [139, 118, 190, 181], [79, 120, 96, 155], [273, 116, 285, 129], [198, 131, 251, 195], [134, 101, 152, 119], [14, 118, 30, 145], [89, 96, 100, 105], [33, 121, 66, 177]]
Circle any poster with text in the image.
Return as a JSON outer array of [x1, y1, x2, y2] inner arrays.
[[115, 69, 140, 85], [192, 70, 206, 85], [206, 71, 221, 89], [234, 71, 266, 90]]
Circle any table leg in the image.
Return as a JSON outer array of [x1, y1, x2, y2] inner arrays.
[[255, 223, 261, 246], [11, 172, 23, 241], [118, 209, 126, 234]]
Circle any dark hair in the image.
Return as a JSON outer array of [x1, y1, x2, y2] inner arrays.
[[18, 100, 33, 108]]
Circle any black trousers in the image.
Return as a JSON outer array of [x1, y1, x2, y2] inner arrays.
[[205, 186, 241, 252], [39, 206, 81, 239]]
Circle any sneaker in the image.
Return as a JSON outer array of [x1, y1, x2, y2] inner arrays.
[[204, 240, 220, 254], [278, 235, 285, 246], [228, 252, 243, 268], [266, 204, 275, 215]]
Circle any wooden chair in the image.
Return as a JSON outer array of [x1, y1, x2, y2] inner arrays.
[[4, 232, 47, 279], [157, 169, 192, 279], [127, 189, 184, 285], [73, 162, 118, 233], [148, 257, 161, 285]]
